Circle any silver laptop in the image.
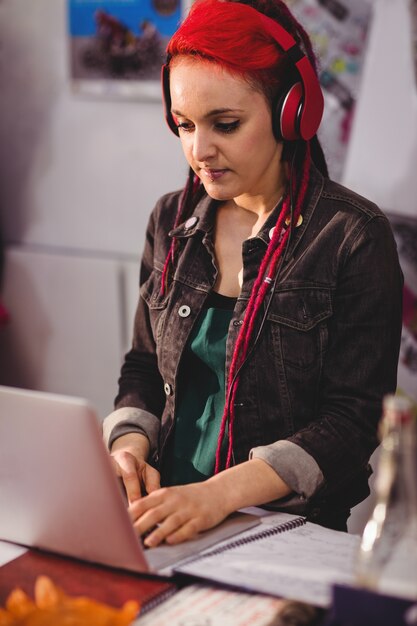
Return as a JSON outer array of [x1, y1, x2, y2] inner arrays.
[[0, 386, 259, 575]]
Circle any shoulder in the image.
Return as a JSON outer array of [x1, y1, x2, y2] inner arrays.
[[312, 174, 396, 250], [154, 189, 184, 210], [139, 190, 183, 276], [148, 189, 183, 230], [144, 189, 185, 250], [320, 177, 387, 223], [306, 170, 399, 268], [147, 186, 213, 237]]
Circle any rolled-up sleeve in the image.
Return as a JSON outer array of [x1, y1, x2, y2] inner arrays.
[[103, 407, 160, 455], [250, 440, 324, 498]]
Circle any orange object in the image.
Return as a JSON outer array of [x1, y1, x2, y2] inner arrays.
[[0, 576, 139, 626]]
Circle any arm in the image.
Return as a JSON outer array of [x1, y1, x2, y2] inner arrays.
[[112, 205, 166, 427], [109, 432, 161, 503], [103, 199, 170, 498], [108, 191, 186, 431], [103, 404, 162, 502], [252, 213, 403, 509], [129, 457, 291, 546]]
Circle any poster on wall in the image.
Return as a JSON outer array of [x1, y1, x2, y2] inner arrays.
[[286, 0, 374, 181], [68, 0, 189, 99], [387, 212, 417, 409]]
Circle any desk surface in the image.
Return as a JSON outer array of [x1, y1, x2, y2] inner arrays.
[[0, 545, 327, 626]]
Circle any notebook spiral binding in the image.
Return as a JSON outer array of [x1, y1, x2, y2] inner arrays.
[[177, 516, 307, 569]]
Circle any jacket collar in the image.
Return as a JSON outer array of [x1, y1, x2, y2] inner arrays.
[[168, 193, 217, 239]]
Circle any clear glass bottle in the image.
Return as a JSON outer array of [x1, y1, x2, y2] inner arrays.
[[355, 394, 417, 600]]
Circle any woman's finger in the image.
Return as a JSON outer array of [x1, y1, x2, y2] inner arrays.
[[111, 451, 143, 502], [128, 487, 166, 518], [143, 511, 190, 547], [129, 499, 169, 535], [143, 466, 161, 494], [165, 518, 201, 545]]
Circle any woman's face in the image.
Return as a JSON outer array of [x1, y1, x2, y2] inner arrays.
[[169, 57, 284, 209]]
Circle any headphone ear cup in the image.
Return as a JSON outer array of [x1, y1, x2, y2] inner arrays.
[[276, 82, 304, 141]]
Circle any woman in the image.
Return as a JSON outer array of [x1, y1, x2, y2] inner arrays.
[[103, 0, 403, 547]]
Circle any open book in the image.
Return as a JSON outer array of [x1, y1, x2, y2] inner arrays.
[[174, 510, 361, 608]]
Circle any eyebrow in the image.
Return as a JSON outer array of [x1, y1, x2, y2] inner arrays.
[[171, 107, 244, 117]]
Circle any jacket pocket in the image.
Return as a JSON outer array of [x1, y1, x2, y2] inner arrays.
[[267, 287, 332, 371], [140, 270, 169, 345]]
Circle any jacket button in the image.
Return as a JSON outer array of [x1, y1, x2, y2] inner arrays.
[[285, 214, 303, 228], [269, 226, 285, 241], [184, 216, 198, 230], [178, 305, 191, 318], [164, 382, 173, 396]]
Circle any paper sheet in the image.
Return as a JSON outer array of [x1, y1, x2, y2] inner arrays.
[[177, 521, 361, 608]]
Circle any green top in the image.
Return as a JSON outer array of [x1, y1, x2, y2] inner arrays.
[[162, 292, 236, 486]]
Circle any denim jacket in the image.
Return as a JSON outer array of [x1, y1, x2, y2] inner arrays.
[[103, 165, 403, 528]]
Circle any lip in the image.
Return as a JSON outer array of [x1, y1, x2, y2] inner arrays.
[[202, 168, 228, 181]]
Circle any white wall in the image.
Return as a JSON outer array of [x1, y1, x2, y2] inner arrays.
[[343, 0, 417, 217], [0, 0, 186, 256]]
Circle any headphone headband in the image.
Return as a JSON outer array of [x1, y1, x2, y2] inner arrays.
[[162, 5, 324, 141]]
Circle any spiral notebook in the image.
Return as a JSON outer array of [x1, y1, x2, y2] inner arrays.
[[174, 510, 361, 608]]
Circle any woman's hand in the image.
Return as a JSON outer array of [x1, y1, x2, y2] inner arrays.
[[109, 433, 161, 504], [129, 458, 292, 547], [128, 479, 229, 547]]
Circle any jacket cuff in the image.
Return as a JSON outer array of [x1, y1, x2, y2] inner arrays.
[[102, 407, 160, 456], [249, 440, 324, 499]]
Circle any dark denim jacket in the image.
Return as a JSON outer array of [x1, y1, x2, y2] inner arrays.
[[108, 165, 403, 527]]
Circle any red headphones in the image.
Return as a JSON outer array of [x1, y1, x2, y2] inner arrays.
[[259, 14, 324, 141], [161, 10, 324, 142]]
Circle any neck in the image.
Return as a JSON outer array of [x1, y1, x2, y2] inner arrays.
[[231, 188, 284, 217], [232, 162, 287, 217]]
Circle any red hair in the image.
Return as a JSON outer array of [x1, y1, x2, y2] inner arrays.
[[161, 0, 326, 473], [167, 0, 287, 95]]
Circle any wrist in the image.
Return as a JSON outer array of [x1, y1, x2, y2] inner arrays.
[[204, 474, 235, 519], [205, 470, 243, 518], [110, 432, 150, 461], [207, 459, 291, 513]]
